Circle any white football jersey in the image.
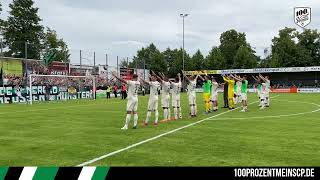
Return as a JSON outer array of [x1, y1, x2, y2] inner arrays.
[[261, 83, 267, 93], [127, 80, 140, 99], [187, 80, 197, 95], [265, 80, 270, 89], [171, 82, 181, 97], [236, 81, 242, 92], [149, 81, 160, 97], [161, 81, 171, 96], [211, 82, 219, 95]]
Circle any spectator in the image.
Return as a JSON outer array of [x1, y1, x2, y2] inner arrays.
[[223, 82, 229, 108], [113, 84, 118, 98], [106, 85, 111, 99], [142, 86, 145, 96], [121, 83, 127, 100]]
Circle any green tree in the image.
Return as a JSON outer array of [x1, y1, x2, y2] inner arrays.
[[271, 27, 313, 67], [296, 29, 320, 66], [219, 29, 254, 69], [205, 47, 226, 69], [3, 0, 44, 59], [189, 49, 204, 70], [43, 28, 70, 62], [130, 43, 167, 74], [233, 45, 257, 68], [119, 58, 129, 68], [162, 47, 175, 72], [0, 2, 4, 35]]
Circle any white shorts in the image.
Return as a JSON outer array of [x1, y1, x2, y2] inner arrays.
[[265, 92, 270, 98], [148, 96, 159, 111], [260, 92, 266, 100], [257, 90, 261, 97], [127, 97, 138, 112], [236, 91, 241, 96], [241, 93, 247, 101], [188, 93, 196, 105], [172, 96, 181, 107], [161, 95, 170, 108], [211, 93, 218, 102]]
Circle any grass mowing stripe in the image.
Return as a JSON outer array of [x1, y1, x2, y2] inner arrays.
[[91, 167, 109, 180], [211, 100, 320, 121], [0, 101, 121, 115], [0, 167, 8, 180], [77, 95, 279, 166], [32, 167, 58, 180]]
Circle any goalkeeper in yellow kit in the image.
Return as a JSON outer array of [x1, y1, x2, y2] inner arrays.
[[199, 75, 211, 114], [222, 74, 235, 109]]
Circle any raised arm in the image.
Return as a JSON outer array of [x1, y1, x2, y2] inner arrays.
[[252, 75, 258, 81], [159, 72, 166, 80], [198, 75, 205, 81], [139, 77, 150, 86], [259, 74, 267, 82], [222, 75, 229, 82], [195, 74, 200, 81], [182, 72, 191, 82], [152, 71, 164, 83], [232, 74, 242, 81], [112, 71, 127, 84], [177, 73, 181, 83]]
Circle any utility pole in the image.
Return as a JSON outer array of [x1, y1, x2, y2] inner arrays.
[[93, 51, 96, 74], [117, 56, 119, 76], [180, 13, 189, 91], [0, 38, 3, 57], [106, 53, 108, 66], [80, 50, 82, 74], [25, 41, 28, 77]]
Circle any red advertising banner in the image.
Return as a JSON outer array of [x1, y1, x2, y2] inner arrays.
[[48, 62, 69, 75], [271, 87, 298, 93], [120, 68, 134, 80]]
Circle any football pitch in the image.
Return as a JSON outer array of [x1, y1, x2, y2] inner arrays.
[[1, 93, 320, 166]]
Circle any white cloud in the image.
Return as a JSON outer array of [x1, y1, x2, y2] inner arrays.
[[1, 0, 320, 66]]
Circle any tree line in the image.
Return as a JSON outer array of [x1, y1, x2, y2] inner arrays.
[[0, 0, 70, 62], [128, 28, 320, 77], [1, 1, 319, 74]]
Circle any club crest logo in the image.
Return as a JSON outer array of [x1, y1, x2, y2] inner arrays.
[[294, 7, 311, 28]]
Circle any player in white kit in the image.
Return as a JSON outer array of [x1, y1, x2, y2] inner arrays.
[[183, 73, 199, 117], [140, 75, 161, 126], [260, 82, 267, 109], [154, 72, 172, 121], [211, 77, 219, 112], [252, 75, 263, 107], [171, 73, 182, 120], [259, 74, 271, 107], [112, 72, 140, 130], [235, 80, 242, 104]]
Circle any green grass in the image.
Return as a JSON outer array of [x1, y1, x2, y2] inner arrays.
[[0, 93, 320, 166]]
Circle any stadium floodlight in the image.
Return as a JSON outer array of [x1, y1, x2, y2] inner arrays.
[[180, 13, 189, 90], [28, 74, 96, 105]]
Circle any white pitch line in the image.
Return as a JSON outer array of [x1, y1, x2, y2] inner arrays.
[[210, 100, 320, 121], [77, 95, 280, 166], [0, 101, 121, 115]]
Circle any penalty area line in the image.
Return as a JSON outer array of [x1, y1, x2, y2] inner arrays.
[[77, 95, 279, 166]]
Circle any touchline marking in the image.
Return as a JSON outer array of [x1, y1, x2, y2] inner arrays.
[[0, 101, 121, 115], [211, 100, 320, 121], [77, 95, 280, 166]]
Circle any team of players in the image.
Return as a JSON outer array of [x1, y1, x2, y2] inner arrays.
[[112, 71, 271, 130]]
